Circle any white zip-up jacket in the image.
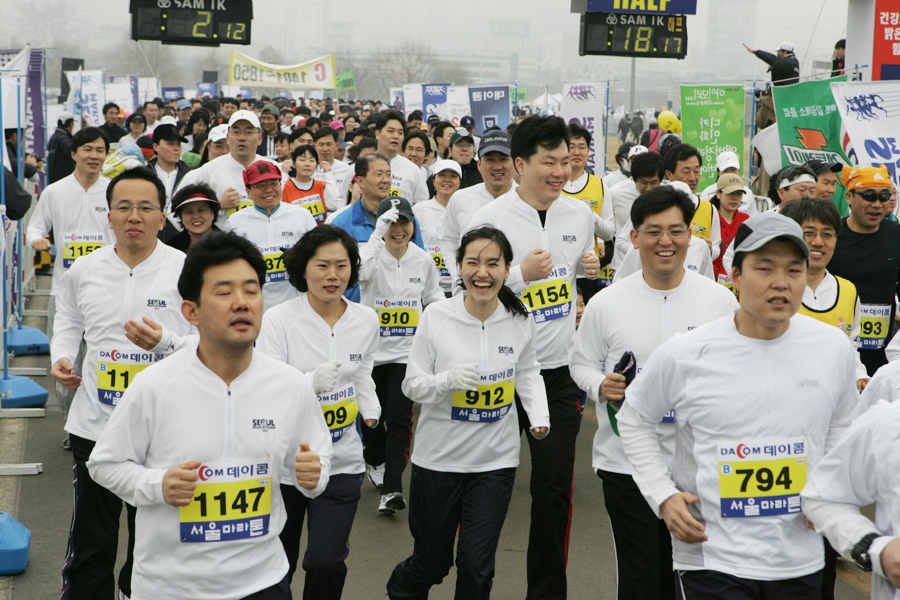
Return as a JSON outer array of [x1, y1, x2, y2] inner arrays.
[[53, 243, 194, 442], [570, 269, 739, 474], [257, 294, 380, 476], [413, 199, 451, 294], [224, 203, 317, 312], [27, 174, 114, 295], [390, 153, 429, 204], [467, 191, 595, 369], [314, 160, 353, 211], [439, 183, 516, 291], [87, 347, 332, 600], [175, 153, 286, 228], [358, 236, 445, 365], [617, 314, 858, 580], [802, 400, 900, 600], [402, 295, 550, 472], [858, 358, 900, 414]]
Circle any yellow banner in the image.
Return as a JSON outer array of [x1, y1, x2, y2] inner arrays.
[[229, 52, 335, 89]]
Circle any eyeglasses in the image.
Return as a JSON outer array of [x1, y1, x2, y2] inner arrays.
[[851, 190, 892, 203], [111, 202, 161, 215], [251, 180, 280, 190], [636, 228, 689, 239], [802, 230, 836, 241], [406, 147, 426, 155], [230, 127, 259, 136]]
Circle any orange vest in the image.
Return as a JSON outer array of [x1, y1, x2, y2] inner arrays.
[[282, 179, 328, 224]]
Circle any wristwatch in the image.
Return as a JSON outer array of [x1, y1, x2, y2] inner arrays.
[[852, 532, 881, 572]]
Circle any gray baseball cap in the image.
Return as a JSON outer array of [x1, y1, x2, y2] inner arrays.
[[733, 212, 809, 258]]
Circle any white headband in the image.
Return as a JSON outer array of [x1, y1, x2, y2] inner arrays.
[[779, 173, 816, 189]]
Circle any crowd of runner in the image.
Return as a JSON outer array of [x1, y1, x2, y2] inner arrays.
[[22, 90, 900, 600]]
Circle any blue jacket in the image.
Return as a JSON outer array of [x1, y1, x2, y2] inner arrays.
[[331, 200, 426, 302]]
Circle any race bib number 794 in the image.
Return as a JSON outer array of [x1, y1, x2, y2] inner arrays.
[[718, 437, 807, 518]]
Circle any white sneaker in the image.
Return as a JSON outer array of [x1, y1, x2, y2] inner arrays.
[[367, 463, 385, 490], [379, 492, 406, 515]]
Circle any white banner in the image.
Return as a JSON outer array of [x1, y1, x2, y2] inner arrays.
[[105, 82, 135, 115], [560, 82, 608, 172], [831, 80, 900, 194], [79, 70, 104, 128], [138, 77, 161, 104], [402, 84, 423, 117], [390, 87, 404, 113], [229, 51, 335, 89], [446, 86, 471, 127], [0, 47, 29, 129]]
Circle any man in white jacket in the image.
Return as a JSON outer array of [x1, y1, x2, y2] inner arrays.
[[570, 185, 738, 600], [53, 167, 194, 600], [618, 212, 858, 599], [88, 231, 332, 600]]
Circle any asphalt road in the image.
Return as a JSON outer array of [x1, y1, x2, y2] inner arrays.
[[0, 269, 871, 600]]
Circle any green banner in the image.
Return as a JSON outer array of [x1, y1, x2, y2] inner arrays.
[[772, 76, 849, 216], [680, 84, 745, 192], [513, 88, 528, 102], [336, 71, 355, 91]]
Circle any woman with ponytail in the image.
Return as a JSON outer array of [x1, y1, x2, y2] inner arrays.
[[387, 226, 549, 600]]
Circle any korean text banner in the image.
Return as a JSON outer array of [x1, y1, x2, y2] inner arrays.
[[468, 85, 511, 136], [229, 51, 335, 89], [680, 84, 745, 192], [402, 84, 423, 116], [446, 86, 471, 127], [774, 76, 850, 215], [560, 82, 608, 171], [79, 70, 105, 129], [422, 84, 449, 120], [832, 80, 900, 199]]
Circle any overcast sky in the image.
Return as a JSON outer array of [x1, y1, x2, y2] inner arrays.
[[2, 0, 851, 97]]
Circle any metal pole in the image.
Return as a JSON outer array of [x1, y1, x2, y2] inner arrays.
[[604, 80, 610, 174], [748, 81, 757, 183], [0, 79, 9, 380], [15, 77, 23, 326], [629, 57, 636, 112]]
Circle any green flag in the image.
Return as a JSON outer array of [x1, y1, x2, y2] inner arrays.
[[336, 71, 355, 91], [680, 84, 746, 192], [513, 88, 528, 103], [772, 76, 849, 216]]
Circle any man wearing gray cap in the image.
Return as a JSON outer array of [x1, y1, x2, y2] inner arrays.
[[438, 130, 517, 291], [618, 212, 858, 599], [744, 42, 801, 86]]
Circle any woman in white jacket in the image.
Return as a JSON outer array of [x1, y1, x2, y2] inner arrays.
[[386, 226, 550, 600], [358, 196, 444, 514], [257, 224, 380, 600]]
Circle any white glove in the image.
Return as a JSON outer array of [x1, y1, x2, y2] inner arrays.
[[312, 360, 342, 395], [447, 363, 481, 392], [372, 206, 399, 241]]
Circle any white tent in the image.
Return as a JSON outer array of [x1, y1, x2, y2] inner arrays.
[[529, 92, 562, 115]]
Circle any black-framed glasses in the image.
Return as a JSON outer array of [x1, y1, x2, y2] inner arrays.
[[851, 189, 892, 203]]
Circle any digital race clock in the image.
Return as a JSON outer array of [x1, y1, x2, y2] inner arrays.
[[579, 11, 688, 59], [130, 0, 253, 47]]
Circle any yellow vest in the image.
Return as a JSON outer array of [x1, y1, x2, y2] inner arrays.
[[798, 275, 857, 337], [690, 198, 713, 240], [562, 173, 606, 256]]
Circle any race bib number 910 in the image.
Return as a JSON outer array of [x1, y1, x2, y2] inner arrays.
[[180, 460, 271, 543], [451, 367, 515, 423], [718, 438, 807, 518], [374, 299, 419, 337]]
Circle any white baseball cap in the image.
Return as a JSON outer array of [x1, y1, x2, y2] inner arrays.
[[716, 151, 741, 172], [432, 159, 462, 178], [228, 109, 261, 129], [208, 124, 229, 143], [778, 42, 794, 52], [628, 145, 649, 159], [158, 115, 177, 125]]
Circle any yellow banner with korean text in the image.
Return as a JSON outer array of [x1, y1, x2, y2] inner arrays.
[[229, 52, 335, 89]]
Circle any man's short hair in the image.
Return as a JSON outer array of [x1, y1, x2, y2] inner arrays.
[[289, 127, 313, 144], [402, 129, 430, 153], [568, 123, 592, 147], [284, 225, 360, 292], [177, 231, 267, 305], [355, 152, 391, 179], [102, 102, 120, 115], [314, 127, 338, 143], [510, 115, 569, 163], [630, 184, 696, 229], [105, 165, 166, 210], [835, 39, 845, 50], [662, 143, 703, 175], [375, 110, 406, 132], [274, 132, 290, 145], [305, 117, 322, 129], [222, 97, 239, 109], [630, 152, 665, 182], [779, 197, 842, 234], [72, 127, 110, 154]]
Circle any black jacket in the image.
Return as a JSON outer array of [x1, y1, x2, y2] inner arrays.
[[162, 224, 221, 253], [5, 142, 36, 180], [148, 157, 192, 192], [47, 127, 74, 184], [1, 167, 33, 221], [754, 50, 800, 86], [98, 122, 127, 145]]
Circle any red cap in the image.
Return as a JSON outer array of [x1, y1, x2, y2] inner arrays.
[[243, 160, 282, 187]]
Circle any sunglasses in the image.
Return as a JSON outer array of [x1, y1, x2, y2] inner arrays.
[[852, 189, 892, 203]]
